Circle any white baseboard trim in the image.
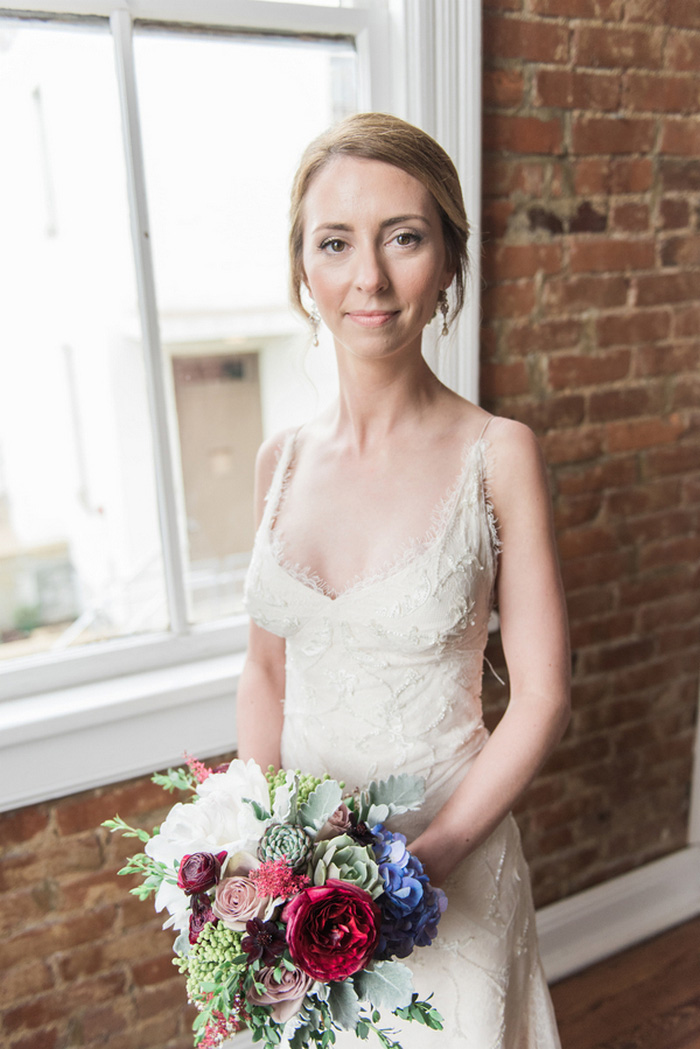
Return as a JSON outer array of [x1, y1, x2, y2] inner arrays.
[[536, 844, 700, 984]]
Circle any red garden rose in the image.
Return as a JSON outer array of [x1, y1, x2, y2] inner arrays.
[[177, 850, 227, 895], [284, 879, 381, 982]]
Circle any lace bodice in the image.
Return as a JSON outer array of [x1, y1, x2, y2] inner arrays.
[[244, 427, 500, 836]]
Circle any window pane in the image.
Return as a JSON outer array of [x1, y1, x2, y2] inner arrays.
[[134, 29, 355, 623], [0, 21, 169, 662]]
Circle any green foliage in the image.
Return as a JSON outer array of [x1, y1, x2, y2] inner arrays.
[[395, 993, 444, 1030], [358, 775, 425, 827], [152, 765, 197, 794], [101, 816, 173, 899], [299, 779, 343, 833]]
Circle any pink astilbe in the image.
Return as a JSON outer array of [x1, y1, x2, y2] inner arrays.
[[250, 857, 310, 900], [185, 751, 213, 784], [198, 994, 248, 1048]]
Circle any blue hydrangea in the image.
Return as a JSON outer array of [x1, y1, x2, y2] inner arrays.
[[371, 825, 448, 960]]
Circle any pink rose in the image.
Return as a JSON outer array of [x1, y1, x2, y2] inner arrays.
[[245, 964, 314, 1023], [213, 876, 276, 931], [284, 879, 381, 982]]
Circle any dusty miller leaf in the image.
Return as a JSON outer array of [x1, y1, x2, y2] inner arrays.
[[298, 779, 343, 833], [353, 961, 414, 1012]]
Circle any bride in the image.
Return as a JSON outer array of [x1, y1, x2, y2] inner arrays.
[[238, 113, 570, 1047]]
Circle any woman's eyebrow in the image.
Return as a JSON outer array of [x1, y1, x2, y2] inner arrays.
[[311, 214, 431, 235]]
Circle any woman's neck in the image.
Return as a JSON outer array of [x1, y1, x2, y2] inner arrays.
[[330, 345, 446, 453]]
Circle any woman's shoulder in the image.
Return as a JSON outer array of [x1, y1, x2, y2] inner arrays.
[[478, 415, 550, 518]]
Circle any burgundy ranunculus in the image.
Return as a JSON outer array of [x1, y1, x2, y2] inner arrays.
[[284, 879, 381, 982], [178, 850, 227, 895], [189, 892, 218, 944]]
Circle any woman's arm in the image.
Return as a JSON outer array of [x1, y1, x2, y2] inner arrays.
[[235, 434, 290, 768], [409, 418, 571, 885]]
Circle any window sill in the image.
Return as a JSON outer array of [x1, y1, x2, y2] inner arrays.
[[0, 652, 244, 812]]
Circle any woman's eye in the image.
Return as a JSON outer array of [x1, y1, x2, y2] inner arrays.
[[394, 231, 420, 247], [321, 238, 346, 253]]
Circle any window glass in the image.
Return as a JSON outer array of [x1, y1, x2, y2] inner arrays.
[[134, 29, 355, 622], [0, 21, 169, 661]]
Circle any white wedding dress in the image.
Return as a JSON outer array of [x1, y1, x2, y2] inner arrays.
[[244, 424, 561, 1049]]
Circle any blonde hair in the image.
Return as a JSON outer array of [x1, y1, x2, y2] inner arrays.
[[289, 112, 469, 324]]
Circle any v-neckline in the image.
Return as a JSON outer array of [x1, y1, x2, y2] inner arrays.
[[265, 430, 489, 605]]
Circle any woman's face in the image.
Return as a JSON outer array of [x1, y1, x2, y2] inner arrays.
[[300, 156, 452, 361]]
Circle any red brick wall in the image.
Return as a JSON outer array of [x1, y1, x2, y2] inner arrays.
[[2, 4, 700, 1047], [480, 0, 700, 906]]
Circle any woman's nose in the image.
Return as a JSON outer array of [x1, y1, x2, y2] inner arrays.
[[353, 246, 389, 294]]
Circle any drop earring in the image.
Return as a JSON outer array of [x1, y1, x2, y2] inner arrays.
[[309, 302, 321, 347], [438, 290, 449, 337]]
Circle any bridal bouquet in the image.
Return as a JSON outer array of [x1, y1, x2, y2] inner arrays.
[[103, 755, 446, 1049]]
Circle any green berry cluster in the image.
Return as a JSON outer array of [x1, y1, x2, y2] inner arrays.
[[177, 923, 244, 1003], [265, 766, 333, 806]]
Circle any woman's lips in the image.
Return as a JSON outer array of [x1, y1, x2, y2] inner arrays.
[[345, 310, 399, 328]]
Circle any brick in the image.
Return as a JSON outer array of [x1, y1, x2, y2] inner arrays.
[[644, 440, 700, 477], [660, 158, 700, 191], [554, 491, 602, 529], [0, 908, 116, 970], [597, 309, 671, 347], [672, 374, 700, 409], [574, 157, 653, 194], [640, 535, 700, 571], [570, 611, 637, 649], [611, 202, 650, 232], [482, 242, 563, 281], [557, 454, 638, 495], [570, 238, 655, 273], [605, 477, 682, 516], [535, 69, 620, 110], [623, 72, 700, 112], [662, 234, 700, 266], [0, 807, 49, 849], [583, 639, 651, 674], [661, 118, 700, 156], [659, 197, 690, 229], [548, 348, 631, 388], [528, 205, 566, 234], [569, 201, 608, 233], [665, 29, 700, 71], [574, 25, 663, 69], [512, 394, 587, 431], [619, 568, 694, 607], [635, 270, 700, 306], [635, 343, 700, 376], [481, 280, 537, 318], [483, 15, 570, 63], [507, 318, 584, 355], [484, 0, 523, 9], [483, 68, 525, 108], [572, 116, 656, 154], [0, 958, 54, 1008], [482, 198, 515, 238], [668, 0, 700, 28], [9, 1032, 58, 1049], [606, 415, 686, 452], [540, 425, 604, 463], [557, 525, 618, 559], [588, 384, 662, 422], [566, 585, 616, 619], [480, 360, 530, 397], [482, 159, 547, 197], [621, 507, 697, 545], [564, 549, 636, 590], [543, 274, 629, 313], [625, 0, 671, 21], [531, 0, 623, 17], [484, 113, 564, 154]]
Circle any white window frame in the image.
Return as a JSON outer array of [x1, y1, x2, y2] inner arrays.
[[0, 0, 482, 812]]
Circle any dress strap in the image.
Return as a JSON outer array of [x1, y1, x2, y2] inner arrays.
[[263, 430, 298, 527], [478, 415, 494, 442]]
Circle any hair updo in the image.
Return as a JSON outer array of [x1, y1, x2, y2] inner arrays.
[[289, 112, 470, 324]]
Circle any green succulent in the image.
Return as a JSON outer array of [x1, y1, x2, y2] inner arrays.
[[258, 822, 313, 870], [311, 834, 383, 898]]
